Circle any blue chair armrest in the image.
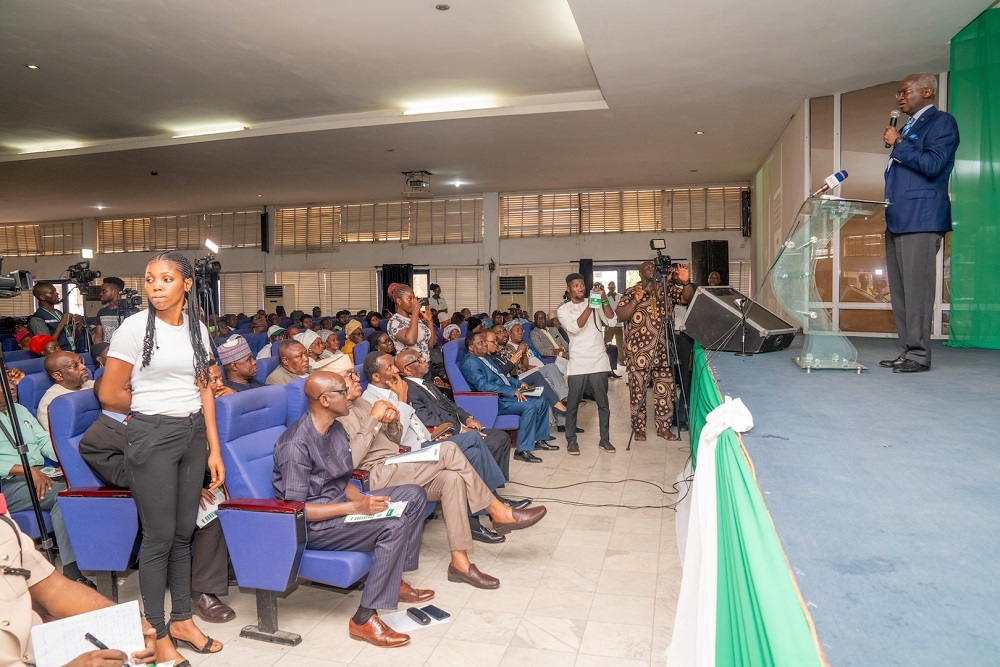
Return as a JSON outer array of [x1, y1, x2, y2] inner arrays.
[[218, 499, 306, 592], [58, 488, 139, 571]]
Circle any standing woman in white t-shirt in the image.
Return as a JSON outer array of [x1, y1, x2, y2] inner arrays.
[[100, 251, 225, 665]]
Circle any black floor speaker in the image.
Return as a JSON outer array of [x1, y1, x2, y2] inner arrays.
[[683, 287, 796, 353]]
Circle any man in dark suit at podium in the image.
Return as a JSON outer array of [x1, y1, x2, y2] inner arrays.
[[882, 72, 959, 373]]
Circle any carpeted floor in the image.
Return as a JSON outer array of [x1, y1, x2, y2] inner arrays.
[[708, 336, 1000, 666]]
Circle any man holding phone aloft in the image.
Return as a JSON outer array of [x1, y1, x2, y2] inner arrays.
[[557, 273, 617, 455]]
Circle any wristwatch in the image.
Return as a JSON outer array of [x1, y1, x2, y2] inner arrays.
[[892, 136, 903, 148]]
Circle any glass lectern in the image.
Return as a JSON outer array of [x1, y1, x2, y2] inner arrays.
[[771, 197, 887, 373]]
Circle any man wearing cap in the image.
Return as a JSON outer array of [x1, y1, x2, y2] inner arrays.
[[28, 334, 60, 357], [15, 330, 31, 350], [257, 324, 287, 359], [218, 336, 265, 392], [36, 352, 95, 436], [342, 320, 364, 362], [265, 339, 311, 386]]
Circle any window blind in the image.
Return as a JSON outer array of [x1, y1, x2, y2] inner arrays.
[[0, 221, 83, 256], [429, 268, 484, 313], [502, 187, 748, 237], [220, 272, 263, 314], [98, 210, 260, 253]]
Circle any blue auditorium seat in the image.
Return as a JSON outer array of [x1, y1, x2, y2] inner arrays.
[[215, 386, 385, 646], [16, 372, 53, 417], [255, 355, 280, 384], [49, 389, 139, 600], [1, 336, 17, 352], [8, 357, 45, 374], [4, 349, 36, 362], [351, 340, 370, 365]]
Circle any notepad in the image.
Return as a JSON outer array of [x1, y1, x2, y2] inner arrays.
[[31, 600, 145, 667], [384, 442, 441, 464], [195, 486, 228, 528], [344, 501, 409, 523]]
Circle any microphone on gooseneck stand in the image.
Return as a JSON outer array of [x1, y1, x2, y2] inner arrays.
[[810, 170, 849, 198], [885, 110, 901, 148]]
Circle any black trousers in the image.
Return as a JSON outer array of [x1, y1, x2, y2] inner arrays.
[[482, 428, 511, 482], [80, 414, 230, 597], [126, 411, 208, 637], [565, 372, 611, 447]]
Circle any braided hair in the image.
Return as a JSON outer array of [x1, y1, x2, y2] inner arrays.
[[140, 251, 212, 387]]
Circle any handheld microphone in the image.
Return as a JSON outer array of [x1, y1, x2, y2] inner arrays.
[[810, 170, 848, 198], [885, 110, 900, 148]]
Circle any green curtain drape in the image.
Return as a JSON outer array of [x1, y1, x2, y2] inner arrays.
[[948, 7, 1000, 348]]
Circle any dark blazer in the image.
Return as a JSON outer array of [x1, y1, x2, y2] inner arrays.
[[884, 106, 960, 234], [403, 377, 470, 427]]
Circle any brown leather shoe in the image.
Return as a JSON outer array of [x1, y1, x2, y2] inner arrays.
[[492, 505, 548, 535], [659, 429, 681, 441], [191, 593, 236, 624], [349, 614, 410, 648], [447, 563, 500, 589], [399, 581, 435, 603]]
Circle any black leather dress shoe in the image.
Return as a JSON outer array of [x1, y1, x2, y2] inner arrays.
[[556, 425, 585, 433], [514, 450, 542, 463], [471, 525, 506, 544], [894, 359, 929, 373], [534, 441, 560, 451], [499, 496, 533, 510], [879, 356, 904, 368]]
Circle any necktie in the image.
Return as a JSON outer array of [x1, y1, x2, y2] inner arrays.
[[899, 117, 915, 137], [482, 357, 512, 386]]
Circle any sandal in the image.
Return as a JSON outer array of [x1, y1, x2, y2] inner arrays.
[[167, 621, 223, 654]]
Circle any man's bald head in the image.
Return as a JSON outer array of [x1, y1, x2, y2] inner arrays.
[[44, 351, 89, 389], [304, 371, 346, 401], [395, 348, 421, 377]]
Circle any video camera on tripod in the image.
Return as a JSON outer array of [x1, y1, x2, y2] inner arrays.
[[119, 287, 143, 311], [67, 260, 101, 285], [0, 257, 33, 298], [649, 239, 680, 278]]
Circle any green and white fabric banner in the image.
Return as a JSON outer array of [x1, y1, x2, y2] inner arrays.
[[668, 345, 824, 666]]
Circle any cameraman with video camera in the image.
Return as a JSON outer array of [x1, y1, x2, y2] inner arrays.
[[94, 277, 140, 345], [29, 282, 82, 353], [615, 257, 693, 442]]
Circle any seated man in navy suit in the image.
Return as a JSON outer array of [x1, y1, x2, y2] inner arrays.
[[881, 72, 959, 373], [459, 330, 555, 463]]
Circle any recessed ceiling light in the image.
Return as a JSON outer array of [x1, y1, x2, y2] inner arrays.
[[26, 64, 39, 70], [403, 96, 498, 116], [95, 205, 105, 210], [435, 4, 450, 10], [170, 123, 248, 139], [695, 131, 704, 135], [257, 194, 263, 198]]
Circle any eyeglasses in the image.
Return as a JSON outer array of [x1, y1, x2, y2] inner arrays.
[[404, 356, 426, 368], [895, 87, 923, 98], [320, 389, 349, 398], [345, 371, 359, 380]]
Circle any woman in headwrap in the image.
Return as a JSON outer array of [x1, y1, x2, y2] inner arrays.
[[294, 330, 326, 369], [341, 319, 364, 360], [442, 324, 461, 342], [28, 334, 60, 357]]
